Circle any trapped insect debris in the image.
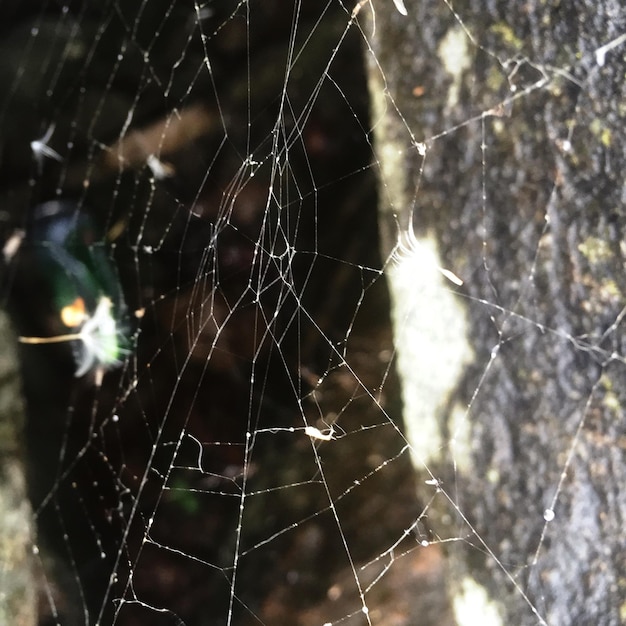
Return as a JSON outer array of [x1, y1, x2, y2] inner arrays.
[[15, 200, 129, 378]]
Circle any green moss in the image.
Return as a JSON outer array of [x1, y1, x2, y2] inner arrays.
[[589, 119, 613, 147], [600, 279, 621, 299], [600, 374, 614, 391], [599, 374, 621, 412], [486, 467, 500, 484], [603, 390, 620, 413], [578, 236, 612, 264], [489, 23, 523, 51], [486, 66, 506, 92]]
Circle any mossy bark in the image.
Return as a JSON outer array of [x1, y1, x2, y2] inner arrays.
[[365, 1, 626, 624]]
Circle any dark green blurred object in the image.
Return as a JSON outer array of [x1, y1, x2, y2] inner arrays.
[[21, 200, 128, 377]]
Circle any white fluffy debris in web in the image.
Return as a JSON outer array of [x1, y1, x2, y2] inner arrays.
[[30, 124, 63, 168], [3, 230, 24, 262], [392, 0, 408, 16], [393, 224, 464, 286], [147, 154, 175, 179], [304, 425, 335, 441]]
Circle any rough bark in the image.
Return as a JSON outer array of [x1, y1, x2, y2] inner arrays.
[[0, 311, 36, 626], [365, 1, 626, 625]]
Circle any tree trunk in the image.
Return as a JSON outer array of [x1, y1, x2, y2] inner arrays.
[[364, 1, 626, 624], [0, 310, 36, 626]]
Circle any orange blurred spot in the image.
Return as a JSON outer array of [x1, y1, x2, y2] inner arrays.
[[412, 85, 425, 97], [60, 298, 86, 327]]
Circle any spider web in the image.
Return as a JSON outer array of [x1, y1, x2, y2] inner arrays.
[[1, 1, 625, 625]]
